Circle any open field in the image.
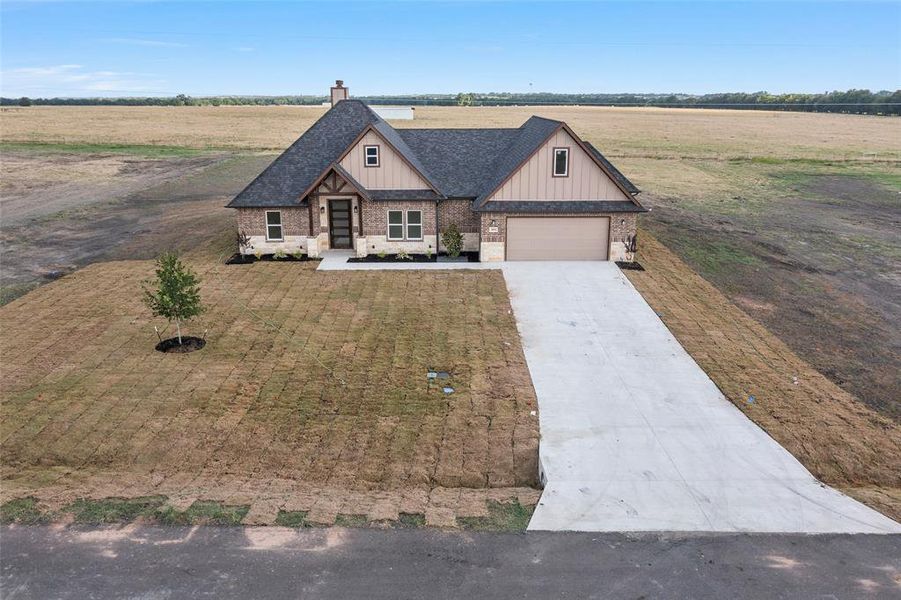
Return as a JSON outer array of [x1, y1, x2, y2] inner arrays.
[[0, 251, 540, 524], [3, 105, 898, 417], [2, 105, 898, 160]]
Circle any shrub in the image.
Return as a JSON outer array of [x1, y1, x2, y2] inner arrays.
[[273, 248, 287, 260], [142, 252, 204, 346], [377, 250, 387, 259], [236, 230, 251, 253], [424, 247, 433, 260], [441, 223, 464, 258], [396, 249, 411, 261]]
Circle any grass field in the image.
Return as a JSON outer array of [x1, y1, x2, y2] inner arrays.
[[1, 104, 899, 522]]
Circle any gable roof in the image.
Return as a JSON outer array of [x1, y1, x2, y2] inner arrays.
[[227, 100, 438, 208], [471, 116, 564, 207], [228, 101, 641, 209]]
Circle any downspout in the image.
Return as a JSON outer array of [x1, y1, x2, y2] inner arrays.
[[434, 198, 440, 262]]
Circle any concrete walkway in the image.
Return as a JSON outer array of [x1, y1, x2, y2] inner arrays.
[[502, 262, 901, 533], [317, 250, 499, 271]]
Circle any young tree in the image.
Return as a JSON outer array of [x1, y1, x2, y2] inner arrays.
[[142, 253, 203, 345]]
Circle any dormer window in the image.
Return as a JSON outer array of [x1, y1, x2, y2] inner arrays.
[[553, 147, 569, 177], [364, 145, 380, 167]]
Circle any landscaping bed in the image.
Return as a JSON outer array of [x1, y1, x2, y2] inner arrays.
[[225, 253, 320, 265], [348, 251, 480, 263]]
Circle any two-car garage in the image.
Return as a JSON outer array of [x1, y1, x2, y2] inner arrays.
[[505, 217, 610, 261]]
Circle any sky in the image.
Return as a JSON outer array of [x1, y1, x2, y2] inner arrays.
[[1, 1, 899, 98]]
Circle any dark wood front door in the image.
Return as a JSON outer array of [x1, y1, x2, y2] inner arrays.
[[328, 199, 352, 249]]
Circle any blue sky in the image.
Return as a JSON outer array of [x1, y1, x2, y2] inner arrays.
[[1, 1, 898, 97]]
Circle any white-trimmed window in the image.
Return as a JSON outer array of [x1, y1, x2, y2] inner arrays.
[[405, 210, 422, 240], [387, 210, 404, 240], [553, 147, 569, 177], [364, 145, 380, 167], [265, 210, 283, 241]]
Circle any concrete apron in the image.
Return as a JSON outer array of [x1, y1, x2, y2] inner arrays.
[[501, 262, 901, 534]]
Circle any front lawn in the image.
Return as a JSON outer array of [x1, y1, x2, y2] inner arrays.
[[0, 258, 539, 518]]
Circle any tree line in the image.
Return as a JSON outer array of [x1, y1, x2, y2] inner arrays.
[[4, 89, 898, 115]]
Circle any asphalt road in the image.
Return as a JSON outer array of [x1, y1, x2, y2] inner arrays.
[[2, 526, 899, 599]]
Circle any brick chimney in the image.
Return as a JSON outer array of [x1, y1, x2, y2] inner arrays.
[[330, 80, 348, 106]]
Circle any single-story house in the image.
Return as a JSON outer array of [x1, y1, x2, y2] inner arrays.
[[227, 81, 645, 261]]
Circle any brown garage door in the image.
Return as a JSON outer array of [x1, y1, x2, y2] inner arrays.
[[506, 217, 610, 261]]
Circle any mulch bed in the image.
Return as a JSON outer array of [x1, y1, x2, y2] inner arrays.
[[616, 261, 645, 271], [225, 253, 320, 265], [155, 336, 206, 353], [348, 252, 480, 263]]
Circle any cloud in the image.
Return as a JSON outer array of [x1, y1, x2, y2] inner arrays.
[[102, 37, 187, 48], [0, 64, 168, 96]]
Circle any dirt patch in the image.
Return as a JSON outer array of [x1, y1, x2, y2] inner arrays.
[[0, 151, 275, 301], [0, 151, 224, 225], [0, 258, 540, 512], [640, 167, 901, 420], [625, 233, 901, 517]]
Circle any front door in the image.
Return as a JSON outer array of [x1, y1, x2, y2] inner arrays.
[[328, 199, 352, 249]]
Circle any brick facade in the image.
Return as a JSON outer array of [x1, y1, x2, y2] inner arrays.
[[437, 199, 480, 234], [237, 207, 309, 238]]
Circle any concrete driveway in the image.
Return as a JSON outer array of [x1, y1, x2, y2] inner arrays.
[[502, 262, 900, 533]]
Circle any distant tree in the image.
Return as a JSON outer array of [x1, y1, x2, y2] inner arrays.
[[456, 93, 474, 107], [142, 252, 204, 346], [18, 97, 31, 107]]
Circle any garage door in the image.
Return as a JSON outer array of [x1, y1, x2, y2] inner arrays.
[[506, 217, 610, 261]]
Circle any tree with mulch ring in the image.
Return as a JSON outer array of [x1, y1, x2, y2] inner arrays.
[[143, 252, 206, 353]]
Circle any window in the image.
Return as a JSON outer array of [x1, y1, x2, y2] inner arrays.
[[364, 145, 380, 167], [387, 210, 422, 240], [553, 147, 569, 177], [265, 210, 283, 241], [406, 210, 422, 240], [387, 210, 404, 240]]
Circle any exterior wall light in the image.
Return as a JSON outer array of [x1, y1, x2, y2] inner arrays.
[[489, 219, 497, 227], [320, 206, 326, 213]]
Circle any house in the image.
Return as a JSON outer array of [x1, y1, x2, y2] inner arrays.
[[227, 81, 645, 261]]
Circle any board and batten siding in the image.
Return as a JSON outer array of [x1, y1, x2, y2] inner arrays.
[[488, 129, 630, 202], [339, 131, 430, 190]]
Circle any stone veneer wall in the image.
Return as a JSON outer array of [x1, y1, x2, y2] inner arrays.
[[237, 207, 310, 255], [478, 212, 638, 262]]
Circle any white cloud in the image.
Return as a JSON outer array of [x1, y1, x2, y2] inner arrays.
[[102, 38, 188, 48], [1, 64, 169, 96]]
